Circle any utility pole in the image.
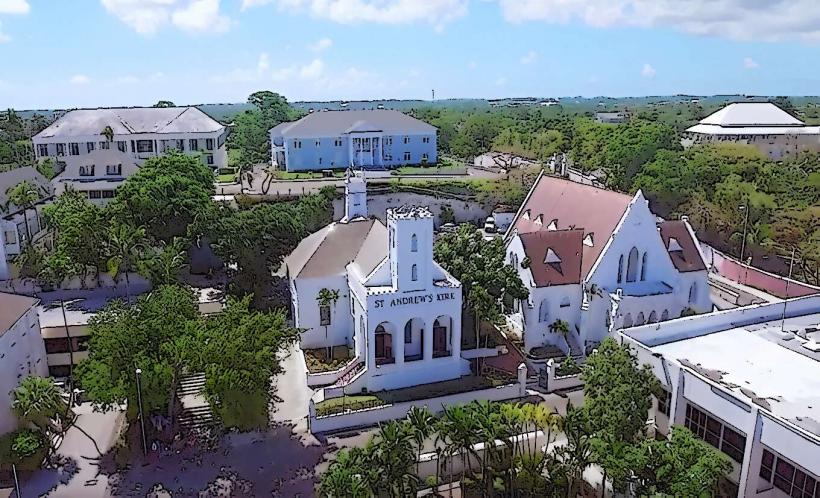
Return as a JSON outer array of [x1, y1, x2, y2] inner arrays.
[[12, 463, 21, 498], [780, 248, 797, 333], [738, 203, 750, 284], [60, 300, 74, 406]]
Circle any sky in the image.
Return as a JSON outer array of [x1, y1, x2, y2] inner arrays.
[[1, 0, 820, 109]]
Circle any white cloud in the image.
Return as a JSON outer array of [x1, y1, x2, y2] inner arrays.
[[497, 0, 820, 42], [0, 0, 30, 15], [241, 0, 273, 11], [641, 63, 656, 78], [70, 74, 91, 85], [0, 21, 9, 42], [743, 57, 759, 69], [309, 37, 333, 52], [100, 0, 231, 35], [257, 52, 270, 72], [274, 0, 468, 30], [299, 59, 325, 79], [520, 50, 537, 64]]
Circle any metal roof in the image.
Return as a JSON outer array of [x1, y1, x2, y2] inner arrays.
[[698, 102, 804, 127], [270, 109, 436, 138], [34, 107, 225, 139]]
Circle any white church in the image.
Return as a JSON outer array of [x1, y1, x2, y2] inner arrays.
[[284, 171, 469, 393], [504, 172, 713, 355]]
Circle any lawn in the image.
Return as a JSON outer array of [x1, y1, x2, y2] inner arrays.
[[216, 173, 237, 183], [315, 395, 384, 417], [392, 165, 467, 176]]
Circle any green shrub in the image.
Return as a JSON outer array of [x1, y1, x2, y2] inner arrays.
[[12, 430, 42, 458]]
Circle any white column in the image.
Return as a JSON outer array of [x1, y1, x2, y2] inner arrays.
[[394, 326, 404, 365], [423, 322, 433, 361], [451, 313, 462, 359], [366, 325, 376, 369]]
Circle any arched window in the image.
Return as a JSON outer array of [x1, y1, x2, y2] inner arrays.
[[636, 312, 645, 326], [538, 299, 549, 322], [640, 253, 648, 281], [411, 264, 418, 281], [404, 321, 412, 343], [623, 313, 633, 327], [375, 324, 385, 335], [689, 282, 698, 304], [648, 310, 657, 323], [626, 247, 640, 282], [617, 255, 624, 283], [411, 234, 418, 252]]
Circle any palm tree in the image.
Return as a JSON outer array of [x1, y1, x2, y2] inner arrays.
[[550, 319, 572, 354], [106, 222, 148, 303], [100, 125, 114, 143], [406, 406, 434, 475], [374, 421, 418, 497], [137, 237, 186, 286], [6, 180, 40, 244], [556, 404, 594, 498], [316, 288, 340, 341], [12, 376, 70, 449]]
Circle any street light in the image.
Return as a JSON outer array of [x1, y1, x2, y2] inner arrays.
[[135, 368, 148, 457]]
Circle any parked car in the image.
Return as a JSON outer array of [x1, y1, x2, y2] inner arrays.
[[483, 217, 496, 233], [438, 223, 458, 233]]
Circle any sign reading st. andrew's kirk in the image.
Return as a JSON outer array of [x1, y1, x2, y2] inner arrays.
[[374, 291, 456, 308]]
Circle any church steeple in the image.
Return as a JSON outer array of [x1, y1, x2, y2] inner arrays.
[[342, 168, 367, 223]]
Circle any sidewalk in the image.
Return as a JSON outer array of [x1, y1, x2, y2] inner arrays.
[[21, 403, 125, 497]]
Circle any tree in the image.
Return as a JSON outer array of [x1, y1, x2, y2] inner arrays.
[[316, 288, 340, 340], [406, 406, 435, 475], [76, 285, 200, 425], [12, 376, 69, 445], [137, 238, 187, 287], [110, 151, 215, 241], [106, 223, 148, 303], [555, 403, 594, 498], [189, 296, 298, 430], [153, 100, 176, 108], [549, 319, 571, 353], [434, 224, 528, 350], [100, 125, 114, 143], [6, 180, 40, 242]]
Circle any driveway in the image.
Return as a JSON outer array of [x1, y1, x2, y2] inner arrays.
[[270, 343, 314, 436]]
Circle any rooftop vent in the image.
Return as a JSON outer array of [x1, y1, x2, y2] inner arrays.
[[583, 233, 594, 247]]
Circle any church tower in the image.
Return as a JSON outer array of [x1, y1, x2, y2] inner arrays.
[[342, 169, 367, 223], [387, 206, 434, 291]]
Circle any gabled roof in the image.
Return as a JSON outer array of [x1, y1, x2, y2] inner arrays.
[[698, 102, 804, 127], [511, 174, 633, 277], [34, 107, 224, 139], [658, 220, 707, 273], [269, 109, 436, 138], [284, 218, 387, 279], [519, 229, 584, 287], [0, 292, 39, 335]]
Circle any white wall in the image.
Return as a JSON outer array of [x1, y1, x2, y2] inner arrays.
[[0, 305, 48, 435], [295, 275, 353, 350]]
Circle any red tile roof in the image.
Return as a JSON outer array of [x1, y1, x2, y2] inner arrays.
[[519, 229, 584, 287], [512, 174, 633, 277], [658, 220, 707, 273]]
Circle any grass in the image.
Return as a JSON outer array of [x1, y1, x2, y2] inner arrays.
[[315, 395, 384, 417], [216, 173, 237, 183], [392, 164, 468, 176]]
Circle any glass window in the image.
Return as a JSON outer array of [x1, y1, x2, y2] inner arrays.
[[411, 264, 418, 281], [137, 140, 154, 153], [685, 403, 746, 464], [404, 321, 412, 344], [69, 143, 80, 155], [117, 141, 127, 152], [102, 190, 115, 199], [175, 139, 185, 151], [86, 142, 95, 153], [206, 154, 214, 165], [88, 190, 102, 199], [319, 304, 331, 326], [411, 234, 418, 252], [760, 449, 774, 481], [56, 143, 65, 156], [404, 152, 411, 161], [106, 164, 122, 175], [657, 389, 671, 417], [205, 138, 214, 150], [99, 141, 110, 150], [37, 144, 49, 156], [189, 139, 199, 151]]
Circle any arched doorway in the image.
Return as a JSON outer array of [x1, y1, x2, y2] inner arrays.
[[623, 313, 633, 328], [648, 310, 657, 323], [374, 322, 396, 365], [433, 315, 453, 358], [403, 318, 425, 362]]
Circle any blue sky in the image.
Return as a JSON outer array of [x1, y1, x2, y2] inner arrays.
[[1, 0, 820, 109]]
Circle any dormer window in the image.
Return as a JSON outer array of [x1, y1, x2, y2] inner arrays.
[[583, 233, 594, 247], [668, 237, 684, 252], [534, 214, 543, 226], [522, 210, 531, 220], [547, 219, 558, 231], [544, 248, 561, 264]]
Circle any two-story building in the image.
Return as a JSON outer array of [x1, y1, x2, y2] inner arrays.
[[682, 102, 820, 160], [1, 167, 54, 279], [621, 295, 820, 498], [269, 110, 437, 171], [283, 170, 468, 393], [32, 107, 228, 195], [51, 148, 141, 204], [0, 292, 48, 435], [503, 172, 712, 355]]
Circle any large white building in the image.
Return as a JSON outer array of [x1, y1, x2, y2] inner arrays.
[[621, 295, 820, 498], [32, 107, 228, 200], [503, 173, 712, 355], [0, 292, 48, 435], [284, 171, 468, 393], [682, 102, 820, 160]]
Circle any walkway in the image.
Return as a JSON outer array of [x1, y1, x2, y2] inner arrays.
[[20, 403, 125, 497]]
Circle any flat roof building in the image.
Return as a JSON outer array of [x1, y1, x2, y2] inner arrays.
[[683, 102, 820, 160], [621, 295, 820, 497], [270, 109, 437, 171]]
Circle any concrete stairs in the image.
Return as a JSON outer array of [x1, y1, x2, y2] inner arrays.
[[176, 373, 217, 430]]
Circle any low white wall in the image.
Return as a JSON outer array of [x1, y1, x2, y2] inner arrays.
[[307, 357, 362, 388], [460, 347, 503, 360], [540, 358, 583, 393], [310, 382, 524, 434]]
